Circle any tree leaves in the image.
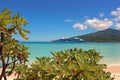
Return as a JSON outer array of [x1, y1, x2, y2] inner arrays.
[[0, 8, 30, 79], [15, 48, 113, 80], [0, 8, 30, 40], [0, 8, 12, 20]]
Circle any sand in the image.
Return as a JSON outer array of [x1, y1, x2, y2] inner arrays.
[[0, 69, 17, 80], [0, 65, 120, 80], [105, 65, 120, 80]]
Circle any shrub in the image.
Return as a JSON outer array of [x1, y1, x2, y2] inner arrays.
[[15, 48, 113, 80]]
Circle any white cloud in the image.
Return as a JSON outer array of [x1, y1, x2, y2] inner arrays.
[[73, 23, 87, 30], [115, 23, 120, 29], [100, 13, 104, 17], [117, 7, 120, 11], [86, 18, 113, 30], [111, 11, 118, 16], [64, 19, 73, 22], [70, 7, 120, 31], [114, 16, 120, 21], [111, 7, 120, 21]]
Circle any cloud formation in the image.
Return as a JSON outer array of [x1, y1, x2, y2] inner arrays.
[[115, 23, 120, 29], [111, 7, 120, 21], [86, 18, 113, 30], [73, 23, 87, 30], [68, 7, 120, 31]]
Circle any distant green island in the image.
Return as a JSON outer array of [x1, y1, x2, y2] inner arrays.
[[52, 28, 120, 42]]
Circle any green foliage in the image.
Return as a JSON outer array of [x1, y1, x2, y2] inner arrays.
[[14, 64, 30, 80], [15, 48, 113, 80], [3, 36, 30, 63], [0, 8, 30, 80], [0, 8, 30, 39]]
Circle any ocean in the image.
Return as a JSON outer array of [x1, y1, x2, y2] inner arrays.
[[23, 42, 120, 65]]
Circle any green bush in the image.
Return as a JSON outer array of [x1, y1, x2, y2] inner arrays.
[[15, 48, 113, 80]]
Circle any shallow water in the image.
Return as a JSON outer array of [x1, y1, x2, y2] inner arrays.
[[23, 42, 120, 65]]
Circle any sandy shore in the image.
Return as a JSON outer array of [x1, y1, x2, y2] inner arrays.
[[105, 65, 120, 80], [0, 65, 120, 80], [0, 69, 17, 80]]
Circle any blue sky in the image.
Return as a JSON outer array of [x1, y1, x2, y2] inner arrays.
[[0, 0, 120, 41]]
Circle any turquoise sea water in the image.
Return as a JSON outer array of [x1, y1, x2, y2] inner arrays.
[[23, 42, 120, 65]]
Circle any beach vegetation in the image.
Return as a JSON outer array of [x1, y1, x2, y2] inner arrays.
[[15, 48, 113, 80], [0, 8, 30, 80]]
